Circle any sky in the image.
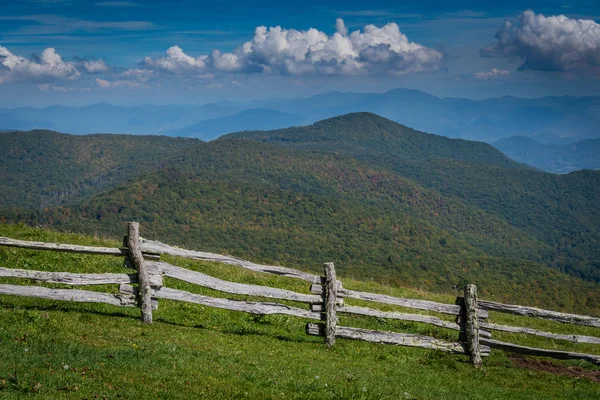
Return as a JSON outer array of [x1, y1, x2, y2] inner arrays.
[[1, 0, 600, 106]]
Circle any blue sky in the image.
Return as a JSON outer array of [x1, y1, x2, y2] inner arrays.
[[1, 0, 600, 106]]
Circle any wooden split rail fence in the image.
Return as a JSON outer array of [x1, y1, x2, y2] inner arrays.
[[1, 222, 599, 367]]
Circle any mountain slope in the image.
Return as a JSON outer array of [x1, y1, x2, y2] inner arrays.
[[1, 113, 599, 296], [222, 113, 600, 281], [0, 129, 200, 208], [222, 112, 527, 169], [493, 136, 600, 173], [165, 108, 305, 140], [7, 167, 586, 305]]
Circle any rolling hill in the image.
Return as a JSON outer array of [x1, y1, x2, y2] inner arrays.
[[222, 113, 600, 282]]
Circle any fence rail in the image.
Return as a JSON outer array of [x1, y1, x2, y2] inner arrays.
[[1, 222, 599, 367], [479, 300, 600, 328]]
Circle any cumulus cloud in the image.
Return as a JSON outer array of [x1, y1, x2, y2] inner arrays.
[[38, 83, 76, 92], [474, 68, 510, 80], [81, 59, 109, 73], [2, 19, 443, 89], [95, 78, 111, 88], [0, 46, 80, 83], [142, 45, 207, 74], [140, 19, 443, 76], [335, 18, 348, 36], [0, 46, 112, 84], [481, 10, 600, 72], [118, 68, 154, 81], [95, 77, 144, 88]]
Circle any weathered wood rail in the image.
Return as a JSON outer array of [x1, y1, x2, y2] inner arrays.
[[1, 223, 599, 366], [479, 300, 600, 328], [139, 238, 322, 283]]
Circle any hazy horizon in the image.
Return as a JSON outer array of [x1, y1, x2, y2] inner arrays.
[[4, 86, 600, 109]]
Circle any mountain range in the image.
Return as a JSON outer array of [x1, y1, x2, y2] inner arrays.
[[3, 88, 600, 145], [1, 113, 599, 312], [494, 136, 600, 173], [164, 108, 304, 140]]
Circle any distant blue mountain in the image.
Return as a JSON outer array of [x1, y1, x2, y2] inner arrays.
[[252, 89, 600, 143], [493, 136, 600, 173], [164, 108, 305, 140], [2, 88, 600, 145], [0, 103, 240, 135]]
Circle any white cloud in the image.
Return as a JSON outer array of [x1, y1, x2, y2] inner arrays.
[[38, 83, 76, 92], [142, 45, 208, 74], [95, 78, 111, 88], [95, 77, 143, 88], [2, 19, 443, 89], [474, 68, 510, 80], [81, 59, 109, 73], [335, 18, 348, 36], [0, 46, 114, 85], [481, 10, 600, 72], [0, 46, 80, 83], [140, 19, 443, 77], [118, 68, 154, 81]]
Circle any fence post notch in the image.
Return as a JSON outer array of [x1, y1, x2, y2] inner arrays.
[[127, 222, 153, 324], [324, 262, 337, 347], [464, 284, 482, 367]]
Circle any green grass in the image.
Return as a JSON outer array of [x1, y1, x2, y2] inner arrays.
[[1, 223, 599, 399]]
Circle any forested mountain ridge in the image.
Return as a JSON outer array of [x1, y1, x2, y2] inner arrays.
[[223, 113, 600, 281], [1, 113, 599, 311], [5, 167, 597, 313], [0, 129, 200, 209], [222, 113, 528, 169]]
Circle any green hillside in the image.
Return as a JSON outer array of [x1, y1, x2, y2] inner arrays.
[[0, 224, 599, 399], [8, 168, 599, 311], [222, 112, 527, 169], [222, 113, 600, 282], [0, 129, 200, 209]]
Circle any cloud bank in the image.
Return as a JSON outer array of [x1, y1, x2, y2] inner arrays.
[[1, 19, 443, 88], [0, 46, 80, 83], [474, 68, 510, 80], [141, 18, 444, 76], [0, 46, 111, 84], [482, 10, 600, 72]]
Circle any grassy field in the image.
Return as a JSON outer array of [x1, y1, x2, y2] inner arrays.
[[0, 223, 599, 399]]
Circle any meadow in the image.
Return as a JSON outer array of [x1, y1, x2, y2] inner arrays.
[[1, 224, 599, 399]]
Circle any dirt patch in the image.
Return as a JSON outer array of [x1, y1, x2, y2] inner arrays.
[[510, 356, 600, 383]]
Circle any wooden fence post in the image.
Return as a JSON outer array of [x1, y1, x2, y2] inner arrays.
[[464, 284, 482, 367], [324, 262, 337, 347], [127, 222, 153, 324]]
